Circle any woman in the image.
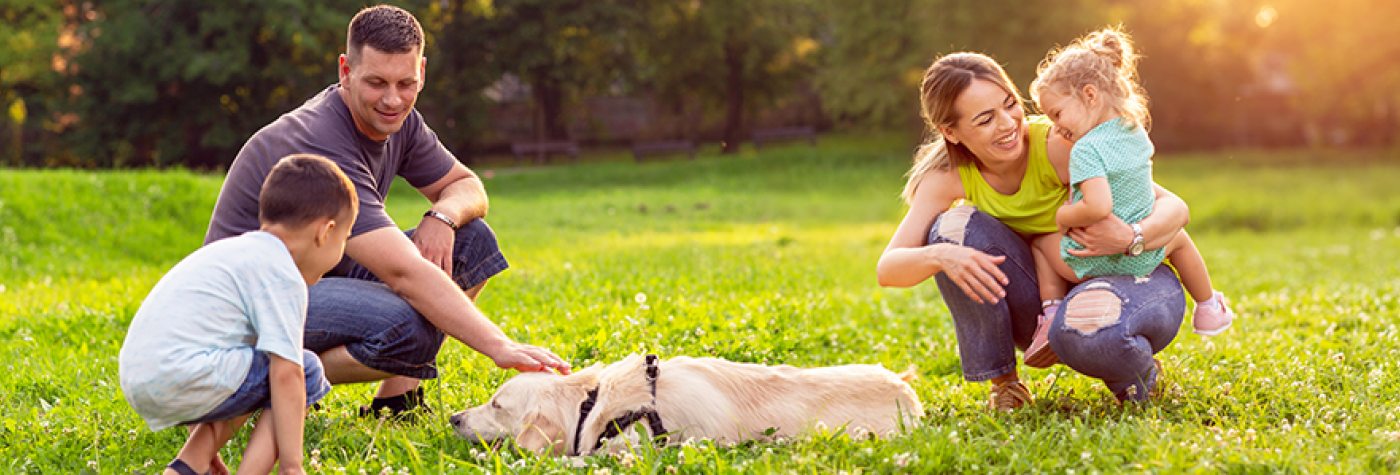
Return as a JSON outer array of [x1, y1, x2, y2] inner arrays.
[[877, 53, 1189, 410]]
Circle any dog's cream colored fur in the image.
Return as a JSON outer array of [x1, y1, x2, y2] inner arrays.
[[450, 354, 923, 455]]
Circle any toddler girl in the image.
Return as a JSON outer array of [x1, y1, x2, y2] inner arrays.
[[1023, 27, 1234, 368]]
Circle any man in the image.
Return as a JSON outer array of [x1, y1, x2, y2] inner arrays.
[[206, 4, 570, 417]]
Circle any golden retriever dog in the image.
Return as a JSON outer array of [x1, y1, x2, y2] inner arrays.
[[449, 354, 923, 456]]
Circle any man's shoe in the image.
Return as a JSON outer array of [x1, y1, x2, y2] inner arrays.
[[358, 387, 432, 421]]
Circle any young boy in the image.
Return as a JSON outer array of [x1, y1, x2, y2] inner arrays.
[[119, 154, 358, 475]]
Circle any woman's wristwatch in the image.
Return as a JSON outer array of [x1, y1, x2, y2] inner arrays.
[[1125, 222, 1145, 256]]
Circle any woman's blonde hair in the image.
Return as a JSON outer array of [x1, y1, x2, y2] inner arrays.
[[1030, 27, 1150, 133], [901, 53, 1025, 204]]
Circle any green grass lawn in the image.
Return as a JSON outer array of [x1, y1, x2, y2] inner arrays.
[[2, 136, 1399, 474]]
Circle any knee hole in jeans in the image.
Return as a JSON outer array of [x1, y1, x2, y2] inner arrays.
[[1064, 288, 1122, 334], [935, 205, 975, 245]]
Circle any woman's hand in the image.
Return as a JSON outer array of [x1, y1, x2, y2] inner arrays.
[[1064, 213, 1132, 257], [935, 245, 1009, 304]]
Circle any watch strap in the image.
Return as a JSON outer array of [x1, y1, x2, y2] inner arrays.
[[424, 210, 459, 230], [1125, 222, 1145, 256]]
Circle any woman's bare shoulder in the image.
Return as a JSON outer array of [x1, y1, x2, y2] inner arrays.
[[912, 167, 965, 205]]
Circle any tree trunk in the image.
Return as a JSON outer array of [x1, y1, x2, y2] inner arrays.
[[532, 74, 568, 141], [721, 38, 745, 155]]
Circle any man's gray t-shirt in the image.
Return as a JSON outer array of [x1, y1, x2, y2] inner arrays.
[[205, 85, 457, 271]]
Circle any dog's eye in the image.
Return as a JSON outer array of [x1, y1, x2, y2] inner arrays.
[[491, 401, 502, 409]]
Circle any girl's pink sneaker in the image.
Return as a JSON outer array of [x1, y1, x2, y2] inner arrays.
[[1193, 291, 1235, 336]]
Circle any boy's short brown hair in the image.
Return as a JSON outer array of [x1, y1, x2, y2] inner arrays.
[[259, 154, 357, 227]]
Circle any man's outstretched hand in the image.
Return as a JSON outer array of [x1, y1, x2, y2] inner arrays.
[[489, 341, 572, 375]]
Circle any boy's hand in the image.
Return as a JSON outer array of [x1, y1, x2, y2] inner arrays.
[[209, 454, 230, 475]]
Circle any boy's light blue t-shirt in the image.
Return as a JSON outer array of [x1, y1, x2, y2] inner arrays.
[[119, 231, 307, 431]]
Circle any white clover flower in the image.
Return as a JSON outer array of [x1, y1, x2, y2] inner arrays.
[[635, 293, 647, 305]]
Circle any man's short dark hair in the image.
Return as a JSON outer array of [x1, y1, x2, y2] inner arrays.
[[259, 154, 357, 228], [346, 4, 425, 63]]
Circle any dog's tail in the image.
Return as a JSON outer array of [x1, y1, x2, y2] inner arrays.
[[897, 364, 918, 382]]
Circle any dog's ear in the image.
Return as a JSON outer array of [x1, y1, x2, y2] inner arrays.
[[514, 411, 566, 456]]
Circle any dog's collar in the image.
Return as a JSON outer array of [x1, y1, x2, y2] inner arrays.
[[571, 354, 670, 455]]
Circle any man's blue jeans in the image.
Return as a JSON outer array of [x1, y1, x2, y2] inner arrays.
[[302, 219, 508, 380]]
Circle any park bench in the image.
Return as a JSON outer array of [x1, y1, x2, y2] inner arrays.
[[631, 140, 697, 162], [511, 140, 580, 165], [752, 126, 817, 150]]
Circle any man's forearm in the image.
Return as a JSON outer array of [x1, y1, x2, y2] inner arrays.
[[431, 177, 488, 224], [387, 260, 511, 353]]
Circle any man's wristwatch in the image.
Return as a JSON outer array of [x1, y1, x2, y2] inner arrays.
[[424, 210, 459, 230], [1125, 222, 1145, 257]]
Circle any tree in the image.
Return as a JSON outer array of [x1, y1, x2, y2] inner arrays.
[[811, 0, 928, 130], [0, 0, 65, 165], [64, 0, 358, 168], [474, 0, 644, 142], [814, 0, 1108, 131], [637, 0, 819, 154], [1261, 0, 1400, 146], [413, 1, 505, 160]]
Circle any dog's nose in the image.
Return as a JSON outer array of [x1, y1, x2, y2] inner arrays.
[[449, 413, 463, 427]]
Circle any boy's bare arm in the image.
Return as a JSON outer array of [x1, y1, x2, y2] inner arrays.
[[1057, 177, 1113, 229], [268, 354, 306, 472]]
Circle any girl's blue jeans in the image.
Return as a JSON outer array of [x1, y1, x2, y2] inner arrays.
[[928, 205, 1185, 401]]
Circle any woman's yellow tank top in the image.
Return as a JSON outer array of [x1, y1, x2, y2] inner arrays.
[[956, 115, 1068, 236]]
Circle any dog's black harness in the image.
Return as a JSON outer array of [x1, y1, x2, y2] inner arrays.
[[571, 354, 670, 455]]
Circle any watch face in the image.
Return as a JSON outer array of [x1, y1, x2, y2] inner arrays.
[[1129, 241, 1146, 256]]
